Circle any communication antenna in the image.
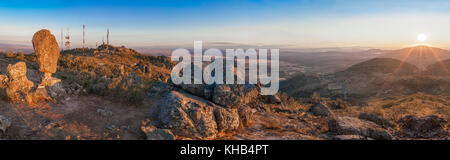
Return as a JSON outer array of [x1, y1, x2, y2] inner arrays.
[[65, 27, 71, 49], [82, 24, 86, 48], [107, 28, 110, 46]]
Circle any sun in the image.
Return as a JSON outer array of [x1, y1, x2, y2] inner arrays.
[[417, 33, 427, 42]]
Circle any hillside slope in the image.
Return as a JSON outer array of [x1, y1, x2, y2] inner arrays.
[[281, 58, 450, 99]]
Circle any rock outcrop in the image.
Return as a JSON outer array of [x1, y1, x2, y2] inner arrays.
[[152, 91, 218, 139], [5, 62, 34, 102], [32, 29, 61, 87], [329, 116, 393, 140], [151, 90, 248, 139], [214, 107, 240, 132], [308, 103, 332, 116], [212, 84, 259, 107], [358, 112, 394, 129], [398, 115, 448, 138]]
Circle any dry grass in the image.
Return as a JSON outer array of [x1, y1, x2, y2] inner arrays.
[[333, 93, 450, 123]]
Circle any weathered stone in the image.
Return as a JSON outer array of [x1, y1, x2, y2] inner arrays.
[[238, 105, 255, 127], [309, 103, 332, 116], [179, 84, 210, 98], [0, 115, 11, 133], [5, 62, 34, 102], [32, 29, 61, 87], [329, 116, 393, 140], [46, 82, 67, 98], [141, 120, 175, 140], [214, 107, 240, 132], [398, 115, 448, 138], [212, 84, 259, 107], [152, 91, 218, 139], [32, 29, 60, 74], [358, 112, 394, 129]]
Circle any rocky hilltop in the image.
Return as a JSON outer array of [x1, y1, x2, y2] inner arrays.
[[0, 29, 448, 140]]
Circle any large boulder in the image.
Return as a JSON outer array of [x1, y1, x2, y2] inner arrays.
[[329, 116, 393, 140], [214, 107, 240, 132], [309, 103, 332, 116], [0, 115, 11, 133], [177, 83, 213, 99], [32, 29, 61, 87], [212, 84, 259, 107], [358, 112, 394, 129], [398, 115, 448, 138], [32, 29, 60, 74], [5, 62, 34, 102], [152, 91, 241, 139], [46, 82, 67, 98]]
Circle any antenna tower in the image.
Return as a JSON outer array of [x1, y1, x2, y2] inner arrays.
[[64, 28, 71, 49], [106, 28, 110, 46], [82, 24, 86, 48]]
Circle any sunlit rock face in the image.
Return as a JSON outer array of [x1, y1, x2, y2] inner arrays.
[[32, 29, 61, 87], [5, 62, 34, 102]]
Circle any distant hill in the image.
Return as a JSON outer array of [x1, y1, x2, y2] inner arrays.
[[378, 45, 450, 69], [425, 59, 450, 76], [281, 57, 450, 100], [341, 58, 419, 75]]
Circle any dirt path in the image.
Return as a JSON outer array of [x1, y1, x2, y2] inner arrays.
[[0, 96, 151, 140]]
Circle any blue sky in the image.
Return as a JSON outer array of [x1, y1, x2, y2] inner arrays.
[[2, 0, 450, 49]]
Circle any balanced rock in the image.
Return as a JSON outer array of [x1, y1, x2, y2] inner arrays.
[[32, 29, 61, 87], [5, 62, 34, 102]]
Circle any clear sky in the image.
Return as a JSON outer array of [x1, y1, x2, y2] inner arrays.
[[1, 0, 450, 49]]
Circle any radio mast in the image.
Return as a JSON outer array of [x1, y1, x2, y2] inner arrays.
[[106, 28, 110, 46], [65, 28, 71, 49], [82, 24, 86, 48]]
